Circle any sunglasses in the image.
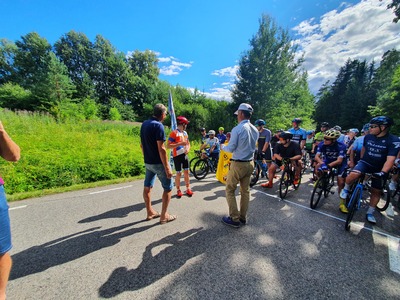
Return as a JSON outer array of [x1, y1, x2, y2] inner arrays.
[[323, 137, 333, 141], [369, 125, 379, 128]]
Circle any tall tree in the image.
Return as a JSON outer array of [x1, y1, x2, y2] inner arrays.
[[0, 39, 17, 84], [387, 0, 400, 23], [127, 50, 159, 83], [231, 14, 314, 129], [54, 30, 96, 99]]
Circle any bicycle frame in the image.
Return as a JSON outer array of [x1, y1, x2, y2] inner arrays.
[[310, 168, 336, 209], [345, 174, 370, 231], [279, 158, 301, 199]]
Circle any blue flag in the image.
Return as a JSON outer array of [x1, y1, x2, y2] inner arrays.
[[168, 90, 177, 169]]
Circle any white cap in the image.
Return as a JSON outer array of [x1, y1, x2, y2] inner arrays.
[[234, 103, 253, 115]]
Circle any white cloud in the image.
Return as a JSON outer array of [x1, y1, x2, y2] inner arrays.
[[211, 66, 239, 77], [293, 0, 400, 93], [156, 53, 193, 76]]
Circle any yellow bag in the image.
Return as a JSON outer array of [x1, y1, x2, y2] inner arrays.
[[216, 149, 232, 184]]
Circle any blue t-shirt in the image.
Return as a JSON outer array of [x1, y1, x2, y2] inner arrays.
[[361, 133, 400, 168], [352, 136, 364, 155], [288, 127, 307, 144], [216, 133, 227, 144], [140, 117, 166, 164], [316, 141, 347, 164]]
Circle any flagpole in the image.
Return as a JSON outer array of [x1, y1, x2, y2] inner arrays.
[[168, 90, 177, 170]]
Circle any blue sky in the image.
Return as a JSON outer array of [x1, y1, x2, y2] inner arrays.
[[1, 0, 399, 100]]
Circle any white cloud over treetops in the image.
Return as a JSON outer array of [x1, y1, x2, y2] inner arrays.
[[209, 0, 399, 100], [157, 54, 193, 76]]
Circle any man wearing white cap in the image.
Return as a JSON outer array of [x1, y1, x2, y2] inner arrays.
[[220, 103, 259, 227]]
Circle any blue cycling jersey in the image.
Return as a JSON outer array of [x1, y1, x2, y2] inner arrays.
[[316, 141, 347, 164], [288, 128, 307, 144], [361, 133, 400, 168]]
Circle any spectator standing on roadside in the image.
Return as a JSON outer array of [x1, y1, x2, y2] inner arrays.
[[167, 116, 193, 198], [140, 104, 176, 224], [220, 103, 258, 228], [0, 121, 21, 300]]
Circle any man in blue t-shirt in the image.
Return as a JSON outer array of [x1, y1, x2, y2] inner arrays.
[[140, 104, 176, 224], [288, 118, 307, 150], [340, 116, 400, 223]]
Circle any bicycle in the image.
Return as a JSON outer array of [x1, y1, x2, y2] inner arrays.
[[189, 150, 202, 174], [250, 151, 268, 187], [344, 173, 391, 231], [279, 158, 302, 199], [301, 150, 312, 174], [192, 154, 218, 180], [310, 167, 336, 209]]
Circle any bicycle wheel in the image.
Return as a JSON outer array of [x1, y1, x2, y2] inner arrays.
[[189, 157, 200, 174], [310, 177, 324, 209], [324, 171, 335, 198], [345, 186, 362, 231], [376, 181, 391, 211], [250, 162, 261, 187], [193, 159, 209, 180], [279, 170, 290, 199]]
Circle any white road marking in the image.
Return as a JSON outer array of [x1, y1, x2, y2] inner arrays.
[[10, 205, 27, 210], [89, 185, 133, 195], [256, 189, 400, 275]]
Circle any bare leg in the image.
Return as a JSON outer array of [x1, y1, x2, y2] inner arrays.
[[0, 253, 11, 300], [183, 170, 190, 189], [143, 186, 159, 219], [160, 190, 173, 221], [175, 172, 181, 191]]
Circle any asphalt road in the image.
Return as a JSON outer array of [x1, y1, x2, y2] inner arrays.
[[6, 171, 400, 299]]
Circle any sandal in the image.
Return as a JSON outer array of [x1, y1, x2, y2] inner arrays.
[[160, 214, 177, 225], [146, 212, 161, 221]]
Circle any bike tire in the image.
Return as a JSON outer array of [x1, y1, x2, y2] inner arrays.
[[345, 187, 361, 231], [193, 159, 209, 180], [250, 162, 261, 187], [376, 181, 391, 211], [324, 171, 335, 198], [279, 170, 290, 199], [189, 157, 200, 174], [310, 177, 324, 209]]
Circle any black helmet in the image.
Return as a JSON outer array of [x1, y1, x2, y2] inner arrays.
[[333, 125, 342, 132], [369, 116, 394, 127], [254, 119, 266, 126], [321, 122, 330, 127], [279, 131, 293, 140], [292, 118, 302, 124]]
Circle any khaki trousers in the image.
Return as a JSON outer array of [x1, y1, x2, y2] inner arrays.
[[225, 161, 254, 222]]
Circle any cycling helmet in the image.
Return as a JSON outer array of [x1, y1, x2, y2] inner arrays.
[[208, 130, 216, 135], [333, 125, 342, 132], [362, 123, 370, 132], [306, 130, 314, 135], [349, 128, 359, 134], [254, 119, 266, 126], [176, 116, 189, 125], [369, 116, 394, 127], [279, 131, 293, 140], [292, 118, 302, 124], [321, 122, 330, 127], [200, 127, 206, 132], [324, 129, 341, 139], [218, 127, 224, 131]]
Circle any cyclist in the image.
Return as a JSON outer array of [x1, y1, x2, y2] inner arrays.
[[314, 129, 347, 207], [288, 118, 307, 150], [344, 128, 359, 153], [333, 125, 345, 143], [261, 131, 302, 188], [200, 129, 220, 166], [313, 122, 330, 149], [167, 116, 193, 198], [348, 124, 369, 168], [200, 127, 208, 144], [254, 119, 272, 179], [216, 127, 227, 144], [340, 116, 400, 223]]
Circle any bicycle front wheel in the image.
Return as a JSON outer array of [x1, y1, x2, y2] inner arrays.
[[250, 162, 261, 187], [376, 181, 391, 211], [279, 170, 290, 199], [345, 187, 361, 231], [310, 177, 324, 209], [189, 157, 200, 174], [324, 171, 335, 198], [193, 159, 209, 180]]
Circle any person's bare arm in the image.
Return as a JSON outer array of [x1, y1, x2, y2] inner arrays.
[[157, 140, 172, 178], [0, 121, 20, 162]]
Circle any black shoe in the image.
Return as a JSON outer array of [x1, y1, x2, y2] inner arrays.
[[222, 216, 240, 228], [239, 218, 247, 225]]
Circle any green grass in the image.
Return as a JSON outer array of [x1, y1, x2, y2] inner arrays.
[[0, 110, 202, 201]]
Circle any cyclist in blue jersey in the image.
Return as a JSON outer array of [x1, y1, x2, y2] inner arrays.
[[340, 116, 400, 223], [314, 129, 347, 206], [288, 118, 307, 150]]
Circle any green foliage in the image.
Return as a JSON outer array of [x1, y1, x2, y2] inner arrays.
[[109, 107, 122, 121], [0, 82, 32, 110], [0, 110, 143, 194], [387, 0, 400, 23]]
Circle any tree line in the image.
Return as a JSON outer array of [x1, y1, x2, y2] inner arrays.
[[1, 14, 399, 137]]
